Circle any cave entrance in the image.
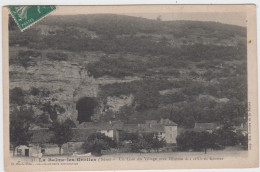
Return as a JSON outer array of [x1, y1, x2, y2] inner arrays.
[[76, 97, 98, 124]]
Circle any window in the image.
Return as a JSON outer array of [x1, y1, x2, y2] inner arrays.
[[17, 149, 22, 156], [41, 148, 45, 154]]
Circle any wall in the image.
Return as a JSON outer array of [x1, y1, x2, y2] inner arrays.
[[100, 130, 114, 139], [164, 126, 178, 144], [63, 142, 84, 154]]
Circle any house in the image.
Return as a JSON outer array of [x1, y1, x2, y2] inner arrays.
[[234, 121, 248, 136], [31, 128, 64, 156], [98, 121, 123, 143], [194, 122, 220, 133], [162, 120, 178, 144], [123, 118, 178, 144], [78, 121, 123, 143], [13, 129, 64, 157], [14, 119, 178, 156], [14, 145, 37, 157]]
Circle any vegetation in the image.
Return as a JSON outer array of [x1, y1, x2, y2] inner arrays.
[[177, 126, 248, 153], [120, 132, 166, 153], [82, 133, 116, 156], [10, 87, 26, 105], [41, 101, 66, 121], [177, 131, 217, 153], [9, 14, 248, 153], [46, 52, 68, 61], [10, 107, 34, 156], [49, 119, 74, 155]]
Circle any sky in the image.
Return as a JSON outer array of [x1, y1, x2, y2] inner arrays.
[[123, 12, 246, 27], [52, 7, 246, 27]]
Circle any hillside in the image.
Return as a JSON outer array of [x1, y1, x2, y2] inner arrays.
[[9, 14, 247, 128]]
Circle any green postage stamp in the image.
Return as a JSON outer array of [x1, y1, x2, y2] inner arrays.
[[9, 6, 56, 31]]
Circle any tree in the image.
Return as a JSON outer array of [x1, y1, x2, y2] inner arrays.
[[63, 118, 76, 128], [129, 138, 147, 153], [82, 133, 116, 156], [30, 87, 41, 96], [120, 132, 139, 142], [36, 113, 50, 127], [237, 132, 248, 150], [10, 87, 26, 105], [49, 120, 74, 155], [117, 105, 136, 123], [176, 131, 217, 153], [41, 101, 65, 121], [213, 123, 239, 147], [134, 80, 160, 111], [199, 132, 216, 154], [151, 135, 166, 152], [10, 107, 34, 156]]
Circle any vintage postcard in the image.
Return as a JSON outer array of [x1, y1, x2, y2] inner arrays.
[[2, 5, 258, 171]]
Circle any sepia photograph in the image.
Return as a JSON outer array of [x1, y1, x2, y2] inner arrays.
[[2, 5, 258, 171]]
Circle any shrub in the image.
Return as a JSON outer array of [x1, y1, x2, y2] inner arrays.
[[177, 131, 217, 153], [30, 87, 41, 96], [10, 87, 26, 105], [46, 52, 68, 61], [82, 133, 117, 156]]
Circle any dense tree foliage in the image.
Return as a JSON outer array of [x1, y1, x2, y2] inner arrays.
[[177, 127, 248, 153], [49, 120, 74, 154], [41, 101, 65, 121], [10, 107, 34, 156], [82, 133, 116, 155], [120, 132, 166, 153], [10, 87, 26, 105]]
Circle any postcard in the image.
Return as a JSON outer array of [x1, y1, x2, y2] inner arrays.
[[2, 5, 258, 171]]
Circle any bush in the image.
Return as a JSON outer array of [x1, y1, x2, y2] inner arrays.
[[127, 133, 166, 153], [213, 128, 239, 146], [120, 132, 139, 142], [30, 87, 41, 96], [46, 52, 68, 61], [237, 133, 248, 150], [177, 131, 217, 153], [41, 101, 65, 121], [10, 87, 26, 105], [82, 133, 117, 156], [17, 51, 40, 68]]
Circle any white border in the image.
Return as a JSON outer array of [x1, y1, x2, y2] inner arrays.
[[0, 1, 259, 172]]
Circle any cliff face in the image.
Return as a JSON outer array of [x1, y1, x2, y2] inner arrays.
[[9, 15, 247, 127], [9, 48, 138, 123]]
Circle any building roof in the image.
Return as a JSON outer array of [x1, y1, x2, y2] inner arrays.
[[194, 122, 219, 130], [159, 118, 178, 126], [30, 119, 178, 143], [78, 121, 124, 130], [31, 128, 97, 143], [123, 124, 164, 133]]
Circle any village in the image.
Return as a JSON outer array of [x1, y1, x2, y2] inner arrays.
[[13, 117, 248, 158], [8, 13, 249, 161]]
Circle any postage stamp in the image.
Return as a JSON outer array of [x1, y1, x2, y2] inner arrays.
[[8, 6, 56, 31]]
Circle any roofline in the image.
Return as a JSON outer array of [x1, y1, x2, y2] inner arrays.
[[164, 124, 178, 126]]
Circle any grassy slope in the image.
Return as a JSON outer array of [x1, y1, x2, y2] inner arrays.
[[9, 14, 247, 126]]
